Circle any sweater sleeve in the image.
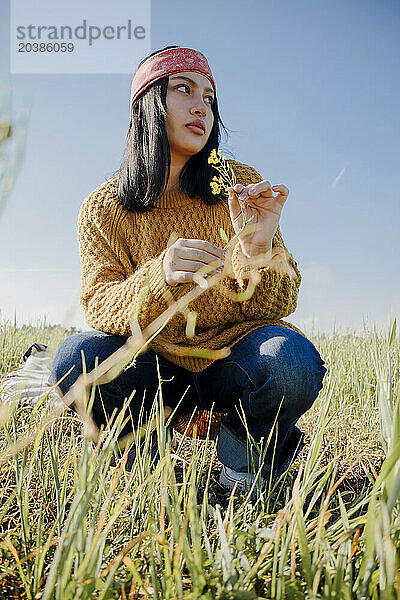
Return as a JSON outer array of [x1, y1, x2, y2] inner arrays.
[[226, 162, 302, 320], [78, 193, 194, 339]]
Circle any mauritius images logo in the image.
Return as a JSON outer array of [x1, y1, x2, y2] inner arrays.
[[10, 0, 151, 74]]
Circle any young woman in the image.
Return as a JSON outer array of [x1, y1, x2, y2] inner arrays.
[[51, 45, 327, 491]]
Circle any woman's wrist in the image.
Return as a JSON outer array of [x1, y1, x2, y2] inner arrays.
[[241, 240, 273, 259], [240, 242, 273, 268]]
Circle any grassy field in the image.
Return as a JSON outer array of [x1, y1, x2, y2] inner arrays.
[[0, 317, 399, 599]]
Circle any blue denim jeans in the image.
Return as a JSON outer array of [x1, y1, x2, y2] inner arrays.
[[50, 326, 327, 478]]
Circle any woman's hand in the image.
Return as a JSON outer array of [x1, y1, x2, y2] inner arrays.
[[227, 181, 289, 258], [163, 238, 226, 287]]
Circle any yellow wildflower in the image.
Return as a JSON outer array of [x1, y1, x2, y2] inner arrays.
[[208, 149, 237, 197], [206, 148, 254, 254], [207, 149, 219, 165]]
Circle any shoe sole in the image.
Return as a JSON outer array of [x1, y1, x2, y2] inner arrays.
[[219, 467, 265, 493]]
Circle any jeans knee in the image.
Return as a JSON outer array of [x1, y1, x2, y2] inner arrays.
[[283, 359, 327, 411], [51, 331, 117, 395], [51, 334, 85, 394], [243, 353, 327, 420], [270, 335, 327, 406]]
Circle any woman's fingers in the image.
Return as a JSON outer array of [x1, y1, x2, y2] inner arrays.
[[176, 257, 224, 274], [248, 180, 273, 196], [271, 183, 289, 199], [190, 239, 226, 261], [231, 184, 245, 201], [166, 238, 227, 286], [178, 241, 226, 266], [227, 187, 244, 230], [172, 265, 222, 286], [233, 182, 287, 198]]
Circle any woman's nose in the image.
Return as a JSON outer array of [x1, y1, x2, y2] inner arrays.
[[190, 99, 207, 117], [192, 106, 206, 118]]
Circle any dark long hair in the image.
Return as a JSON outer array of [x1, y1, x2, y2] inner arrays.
[[115, 46, 230, 213]]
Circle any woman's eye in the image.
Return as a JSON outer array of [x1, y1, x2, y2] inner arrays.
[[176, 84, 190, 93], [176, 85, 214, 105]]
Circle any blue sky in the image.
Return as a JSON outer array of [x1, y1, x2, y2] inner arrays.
[[1, 0, 399, 336]]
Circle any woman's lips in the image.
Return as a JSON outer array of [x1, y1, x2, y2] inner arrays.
[[185, 124, 205, 135]]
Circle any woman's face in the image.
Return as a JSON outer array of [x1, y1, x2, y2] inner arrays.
[[165, 71, 215, 161]]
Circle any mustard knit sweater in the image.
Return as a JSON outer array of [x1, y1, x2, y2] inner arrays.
[[78, 159, 307, 373]]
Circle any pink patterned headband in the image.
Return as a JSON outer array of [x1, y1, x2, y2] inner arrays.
[[129, 47, 216, 110]]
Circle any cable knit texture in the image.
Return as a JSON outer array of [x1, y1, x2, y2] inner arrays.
[[78, 159, 307, 373]]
